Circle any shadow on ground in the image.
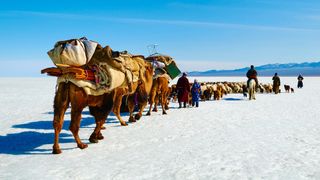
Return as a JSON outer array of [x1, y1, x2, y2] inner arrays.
[[223, 97, 245, 101], [1, 111, 120, 155], [0, 132, 74, 155], [13, 117, 118, 130]]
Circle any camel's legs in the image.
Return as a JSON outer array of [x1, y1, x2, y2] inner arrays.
[[69, 108, 87, 149], [161, 93, 167, 115], [89, 93, 113, 143], [69, 85, 88, 149], [152, 96, 159, 112], [113, 89, 128, 126], [146, 90, 156, 116], [127, 94, 136, 122], [89, 104, 111, 143], [130, 91, 149, 120], [165, 95, 170, 110], [135, 100, 148, 120], [52, 83, 70, 154]]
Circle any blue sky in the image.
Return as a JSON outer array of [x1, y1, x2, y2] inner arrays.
[[1, 0, 320, 76]]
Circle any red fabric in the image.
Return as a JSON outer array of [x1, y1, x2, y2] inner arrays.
[[176, 76, 190, 102]]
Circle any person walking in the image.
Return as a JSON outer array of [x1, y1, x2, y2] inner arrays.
[[272, 73, 281, 94], [191, 79, 201, 107], [176, 72, 190, 108], [297, 74, 304, 88]]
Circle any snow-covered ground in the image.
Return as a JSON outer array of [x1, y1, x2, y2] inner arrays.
[[0, 77, 320, 180]]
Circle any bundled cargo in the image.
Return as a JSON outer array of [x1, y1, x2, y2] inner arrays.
[[44, 38, 180, 95], [43, 40, 149, 96], [146, 53, 181, 80], [165, 61, 181, 80], [47, 37, 98, 67]]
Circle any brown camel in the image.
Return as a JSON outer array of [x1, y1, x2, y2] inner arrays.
[[151, 82, 172, 112], [91, 45, 154, 125], [147, 76, 170, 115], [112, 60, 154, 125], [52, 45, 150, 154], [52, 82, 114, 154]]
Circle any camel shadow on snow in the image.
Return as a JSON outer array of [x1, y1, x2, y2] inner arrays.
[[0, 111, 121, 155]]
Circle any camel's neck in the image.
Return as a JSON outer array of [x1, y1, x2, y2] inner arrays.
[[145, 79, 153, 94], [144, 72, 154, 94]]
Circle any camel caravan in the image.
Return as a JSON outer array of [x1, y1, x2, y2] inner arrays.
[[41, 37, 180, 154], [41, 37, 294, 154]]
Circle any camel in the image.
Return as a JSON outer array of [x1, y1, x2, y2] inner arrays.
[[165, 87, 172, 109], [147, 76, 170, 115], [169, 84, 177, 102], [112, 60, 154, 124], [91, 45, 154, 125], [145, 55, 174, 115], [52, 83, 114, 154], [151, 86, 172, 112], [51, 45, 152, 154]]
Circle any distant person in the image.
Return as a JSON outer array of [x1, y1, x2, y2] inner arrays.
[[176, 72, 190, 108], [191, 79, 201, 107], [246, 65, 258, 88], [297, 74, 304, 88], [272, 73, 281, 94]]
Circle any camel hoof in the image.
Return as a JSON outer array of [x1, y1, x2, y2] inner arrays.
[[97, 133, 104, 140], [163, 111, 167, 115], [78, 143, 88, 149], [152, 109, 158, 112], [89, 133, 100, 143], [146, 112, 151, 116], [129, 117, 136, 123], [135, 114, 141, 120], [52, 148, 62, 154], [89, 137, 98, 143], [121, 122, 128, 126]]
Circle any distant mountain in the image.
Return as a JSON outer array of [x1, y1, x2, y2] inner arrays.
[[188, 61, 320, 76]]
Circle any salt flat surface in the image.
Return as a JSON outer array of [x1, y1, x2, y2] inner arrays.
[[0, 77, 320, 180]]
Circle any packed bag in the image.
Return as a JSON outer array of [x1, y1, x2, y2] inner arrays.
[[47, 37, 98, 67]]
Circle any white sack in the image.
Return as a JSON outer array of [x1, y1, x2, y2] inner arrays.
[[48, 38, 98, 67]]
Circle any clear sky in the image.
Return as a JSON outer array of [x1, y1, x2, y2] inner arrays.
[[1, 0, 320, 76]]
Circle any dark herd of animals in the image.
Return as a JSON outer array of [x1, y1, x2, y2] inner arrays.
[[42, 39, 302, 154]]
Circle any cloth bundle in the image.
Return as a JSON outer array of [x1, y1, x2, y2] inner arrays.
[[47, 37, 98, 67]]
